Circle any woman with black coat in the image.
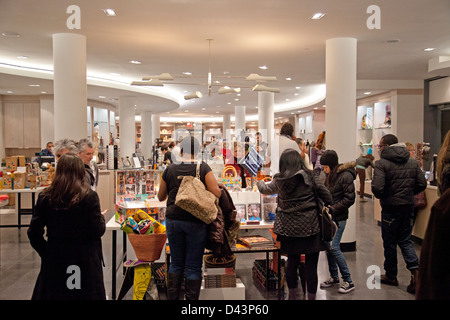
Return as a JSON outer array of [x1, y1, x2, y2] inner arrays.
[[257, 149, 332, 300], [319, 150, 356, 294], [27, 154, 106, 300]]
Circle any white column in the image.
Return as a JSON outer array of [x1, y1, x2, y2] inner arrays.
[[53, 33, 87, 141], [234, 105, 246, 140], [258, 91, 275, 143], [151, 114, 160, 145], [141, 111, 152, 160], [119, 96, 136, 160], [326, 37, 357, 250], [222, 114, 231, 139]]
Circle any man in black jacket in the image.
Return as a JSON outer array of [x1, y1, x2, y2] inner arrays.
[[372, 134, 427, 294]]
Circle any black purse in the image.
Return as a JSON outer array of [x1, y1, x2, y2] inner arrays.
[[311, 177, 337, 242]]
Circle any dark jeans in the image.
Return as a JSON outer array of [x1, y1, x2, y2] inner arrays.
[[381, 206, 419, 279], [166, 218, 208, 280], [286, 252, 320, 294]]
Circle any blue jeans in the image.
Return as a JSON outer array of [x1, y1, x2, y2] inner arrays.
[[381, 208, 419, 278], [166, 218, 207, 281], [325, 219, 352, 283]]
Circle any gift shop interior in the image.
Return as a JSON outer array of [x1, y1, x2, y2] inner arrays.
[[0, 0, 450, 301]]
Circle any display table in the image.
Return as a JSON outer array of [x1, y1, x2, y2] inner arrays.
[[106, 216, 127, 300], [0, 187, 46, 229], [165, 243, 282, 300]]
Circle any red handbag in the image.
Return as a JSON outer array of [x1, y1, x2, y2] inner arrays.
[[414, 191, 427, 209]]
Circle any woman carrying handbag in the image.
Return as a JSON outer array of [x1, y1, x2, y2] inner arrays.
[[257, 149, 332, 300], [158, 136, 221, 300]]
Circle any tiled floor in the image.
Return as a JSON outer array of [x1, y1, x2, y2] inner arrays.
[[0, 197, 420, 300]]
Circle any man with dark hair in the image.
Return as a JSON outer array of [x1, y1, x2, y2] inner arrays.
[[372, 134, 427, 294], [267, 122, 301, 176]]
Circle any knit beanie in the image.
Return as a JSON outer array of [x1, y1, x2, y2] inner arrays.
[[320, 150, 339, 169]]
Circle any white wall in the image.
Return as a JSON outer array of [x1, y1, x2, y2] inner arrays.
[[40, 95, 54, 147], [429, 76, 450, 105]]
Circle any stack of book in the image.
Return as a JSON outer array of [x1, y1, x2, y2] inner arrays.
[[237, 235, 273, 248], [203, 268, 237, 288]]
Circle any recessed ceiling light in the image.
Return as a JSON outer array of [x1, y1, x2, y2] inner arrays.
[[259, 65, 268, 70], [201, 108, 206, 110], [41, 91, 47, 94], [314, 107, 318, 110], [183, 71, 192, 75], [17, 55, 29, 59], [28, 84, 40, 87], [99, 95, 107, 99], [286, 77, 292, 81], [2, 31, 20, 37], [311, 13, 326, 20], [364, 91, 372, 95], [103, 9, 117, 16], [424, 47, 436, 52], [7, 91, 13, 94], [129, 60, 141, 64], [295, 86, 301, 89]]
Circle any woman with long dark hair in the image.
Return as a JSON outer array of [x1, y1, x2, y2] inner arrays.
[[28, 154, 106, 300], [257, 149, 332, 300]]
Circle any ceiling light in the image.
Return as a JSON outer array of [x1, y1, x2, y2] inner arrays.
[[218, 86, 240, 94], [184, 91, 202, 100], [183, 71, 192, 75], [252, 84, 280, 93], [424, 48, 436, 52], [258, 65, 268, 70], [245, 73, 277, 81], [2, 31, 20, 37], [364, 91, 372, 95], [130, 79, 164, 86], [28, 84, 40, 87], [142, 73, 174, 81], [295, 86, 301, 89], [129, 60, 141, 64], [99, 96, 107, 99], [311, 12, 326, 20], [103, 9, 117, 16], [17, 55, 28, 59], [285, 77, 292, 81]]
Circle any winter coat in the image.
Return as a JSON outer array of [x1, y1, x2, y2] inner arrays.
[[206, 184, 238, 257], [325, 162, 357, 222], [257, 170, 333, 238], [416, 187, 450, 299], [27, 190, 106, 300], [372, 143, 427, 208]]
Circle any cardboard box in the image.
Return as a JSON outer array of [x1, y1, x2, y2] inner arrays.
[[13, 172, 27, 189], [5, 156, 26, 172]]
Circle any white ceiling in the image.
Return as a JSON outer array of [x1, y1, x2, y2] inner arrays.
[[0, 0, 449, 120]]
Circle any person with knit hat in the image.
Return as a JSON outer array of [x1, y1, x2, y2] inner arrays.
[[319, 150, 357, 294]]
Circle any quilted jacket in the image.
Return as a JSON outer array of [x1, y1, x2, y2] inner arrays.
[[257, 170, 332, 238]]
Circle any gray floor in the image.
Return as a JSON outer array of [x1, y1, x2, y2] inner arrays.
[[0, 197, 420, 300]]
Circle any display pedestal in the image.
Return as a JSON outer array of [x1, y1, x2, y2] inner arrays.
[[199, 279, 245, 300]]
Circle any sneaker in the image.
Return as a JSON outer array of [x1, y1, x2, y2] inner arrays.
[[338, 281, 355, 293], [320, 277, 339, 288], [380, 274, 399, 286]]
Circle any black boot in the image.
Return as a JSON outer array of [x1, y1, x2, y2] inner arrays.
[[185, 279, 203, 300], [407, 269, 418, 294], [166, 272, 183, 300]]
